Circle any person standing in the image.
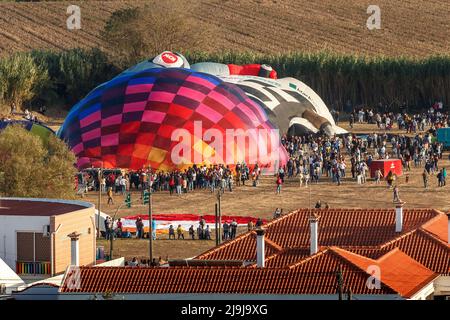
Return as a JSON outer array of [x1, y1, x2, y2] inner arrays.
[[136, 217, 144, 239], [276, 175, 282, 194], [151, 218, 157, 240], [104, 217, 111, 240], [120, 176, 127, 195], [107, 187, 114, 205], [393, 185, 400, 202], [189, 225, 195, 240], [168, 225, 176, 240], [442, 167, 447, 186], [247, 220, 254, 231], [230, 220, 238, 239], [422, 169, 429, 189], [204, 225, 211, 240], [116, 218, 123, 238], [223, 221, 230, 240], [176, 225, 184, 240]]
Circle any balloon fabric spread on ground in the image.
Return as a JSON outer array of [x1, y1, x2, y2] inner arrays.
[[0, 120, 54, 143], [58, 67, 285, 170]]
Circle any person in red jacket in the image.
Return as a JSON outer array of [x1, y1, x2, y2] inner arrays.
[[276, 175, 283, 194]]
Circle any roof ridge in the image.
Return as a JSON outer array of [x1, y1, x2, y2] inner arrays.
[[376, 247, 401, 263], [328, 246, 377, 266], [379, 229, 418, 249], [421, 209, 446, 228], [195, 231, 255, 259], [287, 247, 329, 269], [417, 228, 450, 249], [264, 236, 283, 252], [263, 209, 300, 228], [327, 247, 402, 295]]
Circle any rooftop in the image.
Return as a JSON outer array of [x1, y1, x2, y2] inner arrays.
[[59, 208, 449, 298], [0, 198, 93, 217]]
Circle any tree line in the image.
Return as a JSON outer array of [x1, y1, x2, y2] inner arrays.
[[0, 49, 448, 114]]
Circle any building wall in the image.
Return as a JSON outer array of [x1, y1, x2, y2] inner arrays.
[[0, 215, 50, 270], [51, 207, 96, 274], [58, 293, 404, 300], [434, 276, 450, 297]]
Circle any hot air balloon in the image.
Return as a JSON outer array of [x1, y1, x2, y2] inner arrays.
[[0, 120, 54, 143], [58, 53, 286, 171]]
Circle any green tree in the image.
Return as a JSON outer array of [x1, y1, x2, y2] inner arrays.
[[102, 1, 215, 69], [0, 52, 49, 109], [0, 125, 77, 199]]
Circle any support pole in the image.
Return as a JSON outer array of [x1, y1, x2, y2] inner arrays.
[[215, 203, 219, 246], [217, 191, 222, 244], [97, 166, 102, 239], [149, 185, 153, 264]]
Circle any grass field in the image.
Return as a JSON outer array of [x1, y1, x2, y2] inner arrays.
[[0, 0, 449, 57], [92, 122, 450, 261]]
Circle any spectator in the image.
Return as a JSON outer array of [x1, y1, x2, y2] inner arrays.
[[136, 217, 144, 239], [247, 220, 254, 231], [177, 224, 185, 239], [223, 221, 230, 240], [204, 225, 211, 240], [230, 219, 238, 239], [168, 225, 176, 240], [189, 225, 195, 240], [107, 187, 114, 205]]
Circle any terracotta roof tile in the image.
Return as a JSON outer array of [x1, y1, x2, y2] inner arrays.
[[59, 208, 449, 297], [421, 211, 448, 243], [380, 229, 450, 274], [60, 265, 396, 295], [264, 209, 437, 248], [196, 232, 279, 261], [332, 247, 438, 298]]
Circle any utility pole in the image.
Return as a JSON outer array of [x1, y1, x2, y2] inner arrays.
[[148, 184, 153, 264], [97, 165, 103, 239], [217, 191, 222, 244], [336, 265, 344, 301], [215, 203, 219, 246]]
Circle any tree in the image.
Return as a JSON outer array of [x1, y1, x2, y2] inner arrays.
[[0, 52, 49, 109], [0, 125, 77, 199], [102, 1, 216, 69]]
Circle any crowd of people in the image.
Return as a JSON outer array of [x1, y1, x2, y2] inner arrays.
[[276, 107, 448, 192], [90, 106, 448, 248]]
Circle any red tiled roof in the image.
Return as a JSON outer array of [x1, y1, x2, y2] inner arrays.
[[379, 229, 450, 274], [60, 265, 396, 295], [196, 208, 449, 274], [0, 199, 89, 216], [263, 208, 438, 248], [421, 212, 448, 242], [196, 232, 280, 261], [59, 208, 449, 297], [333, 247, 438, 298]]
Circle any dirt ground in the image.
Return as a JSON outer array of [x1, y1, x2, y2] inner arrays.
[[90, 122, 449, 261]]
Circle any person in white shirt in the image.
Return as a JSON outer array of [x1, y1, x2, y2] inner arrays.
[[120, 176, 128, 194]]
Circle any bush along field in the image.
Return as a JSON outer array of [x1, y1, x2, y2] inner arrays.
[[1, 49, 448, 114]]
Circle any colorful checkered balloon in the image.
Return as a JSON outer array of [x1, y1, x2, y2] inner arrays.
[[58, 68, 287, 170]]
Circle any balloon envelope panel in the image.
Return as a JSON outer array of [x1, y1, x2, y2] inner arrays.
[[0, 120, 54, 143], [58, 68, 286, 170]]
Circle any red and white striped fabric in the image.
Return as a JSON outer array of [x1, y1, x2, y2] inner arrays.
[[121, 214, 265, 234]]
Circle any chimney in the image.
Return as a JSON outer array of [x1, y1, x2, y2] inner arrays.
[[256, 228, 265, 268], [67, 231, 82, 266], [309, 213, 319, 255], [394, 201, 405, 233]]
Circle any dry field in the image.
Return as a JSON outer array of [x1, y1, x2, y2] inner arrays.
[[91, 122, 450, 260], [0, 0, 449, 57]]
